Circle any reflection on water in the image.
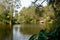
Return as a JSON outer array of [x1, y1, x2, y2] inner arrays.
[[13, 24, 52, 40], [13, 24, 31, 40], [20, 24, 41, 35], [0, 24, 11, 40]]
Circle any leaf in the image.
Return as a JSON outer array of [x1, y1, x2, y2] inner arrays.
[[38, 30, 47, 40], [29, 34, 37, 40]]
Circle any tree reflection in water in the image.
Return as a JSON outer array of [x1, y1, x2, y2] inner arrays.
[[0, 24, 11, 40]]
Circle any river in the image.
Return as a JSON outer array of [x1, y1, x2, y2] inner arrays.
[[0, 24, 11, 40], [13, 24, 52, 40], [13, 24, 32, 40]]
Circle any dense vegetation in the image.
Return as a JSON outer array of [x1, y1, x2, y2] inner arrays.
[[29, 26, 60, 40], [13, 0, 60, 40], [0, 2, 12, 25], [0, 1, 12, 40], [13, 5, 55, 24], [13, 4, 55, 24], [0, 0, 60, 40], [29, 0, 60, 40], [13, 0, 60, 26]]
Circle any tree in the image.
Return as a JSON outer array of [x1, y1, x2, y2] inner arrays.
[[16, 6, 39, 24], [0, 1, 13, 26], [49, 0, 60, 26]]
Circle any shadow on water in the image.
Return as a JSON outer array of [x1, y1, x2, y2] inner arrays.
[[0, 23, 11, 40]]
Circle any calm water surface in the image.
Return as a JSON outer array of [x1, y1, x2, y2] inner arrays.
[[13, 24, 32, 40], [0, 24, 11, 40], [13, 24, 52, 40]]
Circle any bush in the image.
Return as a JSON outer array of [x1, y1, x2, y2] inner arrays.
[[29, 26, 60, 40]]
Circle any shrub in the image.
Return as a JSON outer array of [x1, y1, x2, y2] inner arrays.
[[29, 26, 60, 40]]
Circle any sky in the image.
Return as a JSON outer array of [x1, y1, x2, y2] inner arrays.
[[14, 0, 49, 11], [21, 0, 35, 7], [20, 0, 49, 7]]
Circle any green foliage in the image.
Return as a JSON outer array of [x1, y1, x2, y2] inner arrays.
[[49, 0, 60, 26], [0, 10, 9, 22], [29, 26, 60, 40], [16, 6, 39, 24], [0, 3, 12, 24], [29, 34, 37, 40], [29, 1, 60, 40], [13, 0, 56, 24], [14, 5, 55, 24]]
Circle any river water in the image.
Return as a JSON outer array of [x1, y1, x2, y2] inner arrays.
[[13, 24, 32, 40], [0, 24, 11, 40], [13, 24, 52, 40]]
